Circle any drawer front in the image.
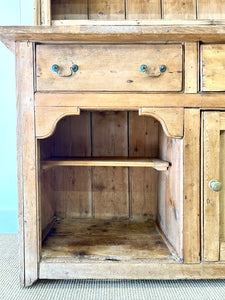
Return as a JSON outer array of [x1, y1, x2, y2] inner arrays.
[[201, 44, 225, 92], [36, 44, 183, 92]]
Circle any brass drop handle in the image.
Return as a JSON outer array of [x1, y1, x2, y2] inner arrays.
[[140, 64, 167, 77], [51, 64, 79, 77], [209, 180, 222, 192]]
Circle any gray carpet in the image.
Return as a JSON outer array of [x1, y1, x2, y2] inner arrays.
[[0, 235, 224, 300]]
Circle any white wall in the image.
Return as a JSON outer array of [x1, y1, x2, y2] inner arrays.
[[0, 1, 33, 233]]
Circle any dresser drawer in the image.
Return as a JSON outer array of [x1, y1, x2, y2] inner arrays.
[[201, 44, 225, 92], [36, 44, 183, 92]]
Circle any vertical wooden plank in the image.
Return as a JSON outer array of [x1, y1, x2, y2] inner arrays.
[[129, 113, 159, 220], [126, 0, 161, 20], [92, 112, 129, 219], [41, 0, 51, 25], [52, 113, 91, 157], [198, 0, 225, 19], [54, 166, 92, 219], [89, 0, 125, 20], [163, 0, 196, 19], [92, 112, 128, 157], [183, 109, 200, 263], [34, 0, 41, 25], [51, 0, 88, 20], [53, 113, 92, 219], [219, 128, 225, 244], [185, 42, 198, 94], [93, 167, 129, 219], [158, 127, 183, 258], [16, 42, 38, 286], [203, 112, 220, 262]]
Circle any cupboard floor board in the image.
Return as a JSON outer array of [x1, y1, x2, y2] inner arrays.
[[42, 219, 177, 262]]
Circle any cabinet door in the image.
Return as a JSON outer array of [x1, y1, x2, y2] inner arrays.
[[203, 112, 225, 262]]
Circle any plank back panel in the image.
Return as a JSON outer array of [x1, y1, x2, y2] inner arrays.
[[163, 0, 196, 19], [129, 113, 159, 220], [89, 0, 125, 20], [92, 112, 129, 219], [37, 0, 225, 22], [127, 0, 161, 20], [54, 166, 92, 218], [51, 0, 88, 20], [198, 0, 225, 19], [53, 113, 92, 219], [52, 113, 91, 157]]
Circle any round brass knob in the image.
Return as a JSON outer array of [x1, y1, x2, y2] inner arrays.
[[209, 180, 222, 192]]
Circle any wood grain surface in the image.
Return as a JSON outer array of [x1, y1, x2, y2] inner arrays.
[[36, 44, 182, 92]]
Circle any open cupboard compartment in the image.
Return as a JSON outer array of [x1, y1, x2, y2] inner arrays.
[[38, 110, 184, 264], [39, 0, 225, 24], [50, 0, 162, 21]]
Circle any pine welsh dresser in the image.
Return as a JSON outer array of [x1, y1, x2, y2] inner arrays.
[[1, 0, 225, 286]]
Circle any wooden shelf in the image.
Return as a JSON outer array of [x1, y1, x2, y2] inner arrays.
[[41, 157, 169, 171], [42, 219, 177, 262]]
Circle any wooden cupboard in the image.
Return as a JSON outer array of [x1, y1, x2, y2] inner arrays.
[[202, 112, 225, 262], [1, 0, 225, 287]]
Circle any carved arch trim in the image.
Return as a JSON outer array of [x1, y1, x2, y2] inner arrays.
[[35, 106, 80, 139], [139, 107, 184, 139]]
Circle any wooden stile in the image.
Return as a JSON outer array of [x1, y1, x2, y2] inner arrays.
[[185, 42, 198, 93], [41, 0, 51, 25], [16, 42, 38, 286], [183, 109, 200, 263]]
